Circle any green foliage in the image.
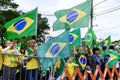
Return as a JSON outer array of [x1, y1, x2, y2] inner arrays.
[[0, 10, 20, 47], [0, 0, 20, 47], [0, 0, 19, 10], [36, 14, 50, 44]]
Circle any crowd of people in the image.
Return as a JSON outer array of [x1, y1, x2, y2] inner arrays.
[[0, 39, 119, 80], [59, 45, 119, 80], [0, 39, 39, 80]]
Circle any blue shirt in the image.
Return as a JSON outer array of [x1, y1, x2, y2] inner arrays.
[[93, 54, 102, 66]]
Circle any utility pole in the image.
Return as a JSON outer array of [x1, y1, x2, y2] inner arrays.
[[90, 0, 93, 28]]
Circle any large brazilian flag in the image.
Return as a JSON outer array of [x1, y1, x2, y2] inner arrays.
[[4, 8, 37, 40], [36, 30, 71, 70], [53, 0, 91, 31]]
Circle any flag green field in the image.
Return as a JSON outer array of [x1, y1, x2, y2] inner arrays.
[[36, 30, 71, 70], [69, 28, 81, 46], [53, 0, 91, 31], [4, 8, 37, 40]]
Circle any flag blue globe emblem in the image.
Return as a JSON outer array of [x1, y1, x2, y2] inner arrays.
[[105, 54, 110, 63], [80, 57, 86, 64], [50, 44, 60, 56], [14, 19, 26, 31], [69, 34, 74, 42], [86, 34, 91, 41], [100, 41, 105, 47], [66, 11, 78, 23]]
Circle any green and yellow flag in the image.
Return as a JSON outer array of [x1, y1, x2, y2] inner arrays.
[[69, 28, 81, 46], [36, 30, 71, 70], [4, 8, 37, 40], [99, 36, 111, 58], [54, 59, 66, 78], [53, 0, 91, 31], [105, 49, 119, 68], [17, 43, 21, 53], [73, 49, 87, 70], [99, 36, 111, 48], [78, 54, 87, 70], [84, 28, 97, 46]]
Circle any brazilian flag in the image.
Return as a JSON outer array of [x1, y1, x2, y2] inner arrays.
[[99, 36, 111, 48], [75, 50, 87, 70], [36, 30, 71, 70], [54, 59, 66, 78], [84, 28, 97, 46], [78, 54, 87, 70], [4, 8, 37, 40], [17, 43, 21, 53], [104, 49, 119, 68], [69, 28, 81, 46], [53, 0, 91, 31], [99, 36, 111, 58]]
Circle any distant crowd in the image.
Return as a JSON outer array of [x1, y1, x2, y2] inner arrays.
[[0, 39, 119, 80]]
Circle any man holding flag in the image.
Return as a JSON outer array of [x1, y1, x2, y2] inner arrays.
[[25, 39, 39, 80]]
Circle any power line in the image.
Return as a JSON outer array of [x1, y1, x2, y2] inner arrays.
[[96, 5, 120, 13], [95, 5, 120, 16], [42, 14, 54, 16], [41, 0, 120, 17], [41, 5, 120, 17], [94, 26, 120, 32], [93, 0, 107, 7], [94, 4, 120, 10]]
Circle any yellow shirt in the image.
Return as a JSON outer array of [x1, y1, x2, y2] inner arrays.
[[25, 48, 39, 70], [3, 49, 18, 67], [0, 46, 3, 70], [66, 62, 76, 77]]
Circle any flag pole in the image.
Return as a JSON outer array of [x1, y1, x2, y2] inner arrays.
[[65, 27, 70, 55], [50, 66, 53, 80], [90, 0, 94, 49], [35, 7, 41, 80], [35, 7, 42, 80], [73, 26, 76, 56], [35, 7, 38, 42], [90, 0, 93, 28], [73, 46, 77, 54]]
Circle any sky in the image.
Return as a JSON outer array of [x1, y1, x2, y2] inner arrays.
[[13, 0, 120, 41]]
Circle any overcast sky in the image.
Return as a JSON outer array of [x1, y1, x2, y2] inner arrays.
[[13, 0, 120, 41]]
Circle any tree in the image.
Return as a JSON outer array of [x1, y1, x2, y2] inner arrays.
[[36, 14, 50, 44], [0, 10, 20, 47], [0, 0, 19, 10]]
